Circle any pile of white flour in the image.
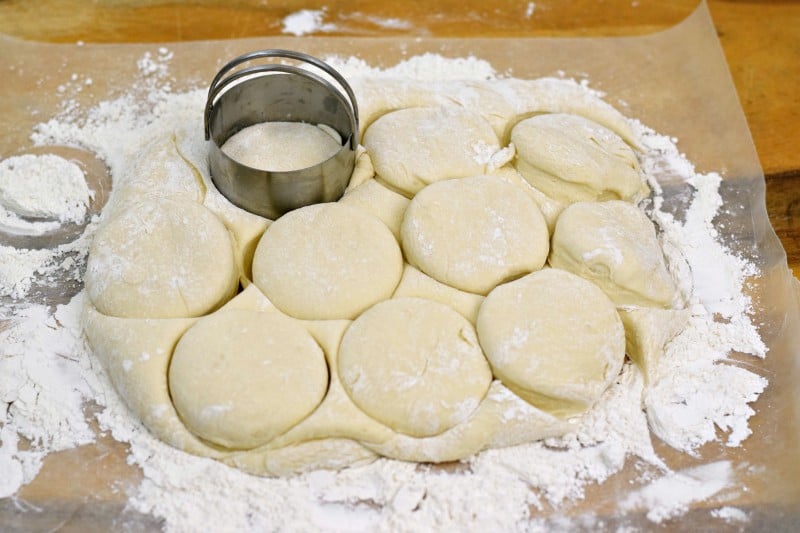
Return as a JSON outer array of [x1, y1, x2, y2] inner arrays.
[[0, 49, 769, 531]]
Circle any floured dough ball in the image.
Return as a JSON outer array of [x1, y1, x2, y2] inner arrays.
[[169, 309, 328, 449], [85, 198, 237, 319], [401, 175, 549, 295], [338, 297, 492, 437], [252, 203, 403, 320], [549, 200, 678, 308], [511, 113, 647, 204], [363, 106, 499, 196], [339, 178, 409, 241], [477, 269, 625, 417], [221, 121, 342, 171]]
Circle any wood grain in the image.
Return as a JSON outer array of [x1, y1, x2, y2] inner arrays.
[[0, 0, 797, 275]]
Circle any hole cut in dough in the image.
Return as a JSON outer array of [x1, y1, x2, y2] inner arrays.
[[477, 268, 626, 418], [401, 175, 549, 295], [168, 309, 329, 450], [549, 200, 679, 308], [85, 197, 238, 319], [338, 297, 492, 438], [221, 122, 342, 171], [363, 106, 500, 196], [511, 113, 647, 204], [251, 203, 403, 320]]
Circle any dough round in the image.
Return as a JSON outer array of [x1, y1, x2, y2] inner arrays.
[[221, 121, 342, 171], [477, 268, 625, 417], [338, 297, 492, 437], [363, 106, 499, 196], [251, 203, 403, 320], [400, 175, 549, 295], [549, 200, 678, 308], [85, 197, 237, 319], [511, 113, 646, 204], [168, 309, 328, 450]]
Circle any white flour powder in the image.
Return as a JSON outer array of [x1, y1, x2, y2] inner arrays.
[[0, 50, 774, 530]]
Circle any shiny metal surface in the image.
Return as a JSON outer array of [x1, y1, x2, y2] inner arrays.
[[204, 49, 359, 219]]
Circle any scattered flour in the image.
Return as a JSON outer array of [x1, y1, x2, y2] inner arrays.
[[282, 9, 338, 36], [0, 49, 776, 530]]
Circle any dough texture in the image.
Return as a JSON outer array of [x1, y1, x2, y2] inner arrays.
[[338, 297, 492, 437], [221, 121, 342, 171], [549, 200, 679, 308], [401, 175, 549, 295], [85, 197, 238, 319], [169, 309, 328, 450], [477, 268, 626, 417], [363, 106, 500, 196], [252, 202, 403, 320], [511, 113, 647, 204]]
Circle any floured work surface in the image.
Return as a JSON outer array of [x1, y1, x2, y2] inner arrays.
[[1, 3, 799, 531]]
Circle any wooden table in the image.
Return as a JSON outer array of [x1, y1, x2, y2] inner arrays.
[[1, 0, 798, 276]]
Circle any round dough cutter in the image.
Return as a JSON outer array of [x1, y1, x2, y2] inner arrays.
[[204, 49, 359, 219]]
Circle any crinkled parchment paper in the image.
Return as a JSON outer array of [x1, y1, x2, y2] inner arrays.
[[0, 2, 798, 530]]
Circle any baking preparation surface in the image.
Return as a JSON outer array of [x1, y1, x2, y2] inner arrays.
[[0, 1, 799, 531]]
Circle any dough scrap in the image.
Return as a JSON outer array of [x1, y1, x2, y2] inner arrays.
[[85, 197, 238, 319], [511, 113, 647, 204], [550, 200, 679, 308], [363, 106, 499, 196], [339, 177, 409, 241], [401, 175, 549, 295], [477, 268, 626, 417], [221, 121, 342, 172], [338, 297, 492, 438], [252, 202, 403, 320], [618, 307, 691, 381], [393, 264, 484, 324], [169, 309, 328, 450]]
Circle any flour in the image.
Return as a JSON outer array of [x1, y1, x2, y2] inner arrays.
[[282, 9, 338, 36], [0, 50, 778, 530]]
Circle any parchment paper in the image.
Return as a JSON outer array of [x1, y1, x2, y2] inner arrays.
[[1, 2, 798, 530]]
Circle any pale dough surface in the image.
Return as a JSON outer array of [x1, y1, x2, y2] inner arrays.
[[363, 106, 500, 196], [511, 113, 647, 204], [477, 268, 626, 417], [82, 76, 680, 476], [252, 202, 403, 320], [401, 175, 549, 295], [338, 297, 492, 438], [169, 309, 328, 450], [549, 200, 679, 308], [85, 197, 238, 319], [221, 121, 341, 171]]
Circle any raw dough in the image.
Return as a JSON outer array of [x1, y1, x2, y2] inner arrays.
[[221, 121, 342, 171], [549, 200, 679, 308], [251, 202, 403, 320], [511, 113, 647, 204], [168, 309, 328, 450], [363, 106, 500, 196], [85, 197, 238, 319], [401, 175, 549, 295], [393, 264, 485, 324], [339, 177, 409, 241], [338, 297, 492, 437], [477, 268, 626, 417]]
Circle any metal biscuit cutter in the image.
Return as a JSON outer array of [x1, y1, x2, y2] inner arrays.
[[204, 49, 360, 219]]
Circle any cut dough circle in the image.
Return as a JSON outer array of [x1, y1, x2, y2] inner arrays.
[[549, 200, 678, 308], [511, 113, 647, 204], [251, 202, 403, 320], [363, 106, 499, 196], [338, 297, 492, 438], [401, 175, 549, 295], [168, 309, 328, 450], [85, 197, 237, 319], [221, 121, 342, 172], [477, 268, 625, 417]]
